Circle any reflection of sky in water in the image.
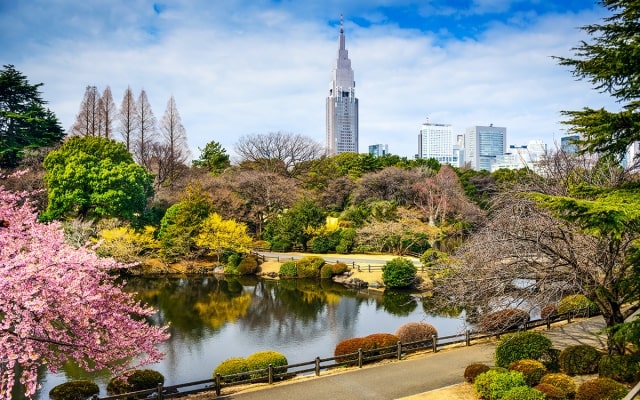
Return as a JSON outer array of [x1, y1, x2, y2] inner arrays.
[[32, 279, 466, 399]]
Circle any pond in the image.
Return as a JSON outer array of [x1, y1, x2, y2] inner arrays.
[[30, 276, 467, 399]]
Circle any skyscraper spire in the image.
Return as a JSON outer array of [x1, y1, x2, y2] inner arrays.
[[326, 15, 359, 155]]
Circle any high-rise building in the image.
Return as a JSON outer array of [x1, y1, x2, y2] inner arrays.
[[418, 121, 456, 164], [465, 125, 507, 171], [326, 16, 359, 155], [369, 144, 388, 157]]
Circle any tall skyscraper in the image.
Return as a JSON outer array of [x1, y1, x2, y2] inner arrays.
[[418, 121, 455, 164], [326, 16, 359, 155], [465, 125, 507, 171]]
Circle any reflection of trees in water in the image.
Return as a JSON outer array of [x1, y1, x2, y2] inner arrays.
[[379, 290, 418, 316]]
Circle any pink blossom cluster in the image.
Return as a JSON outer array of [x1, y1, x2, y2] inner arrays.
[[0, 184, 169, 400]]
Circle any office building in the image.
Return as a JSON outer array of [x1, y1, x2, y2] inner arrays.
[[369, 144, 388, 157], [418, 121, 457, 164], [465, 125, 507, 171], [326, 16, 359, 155]]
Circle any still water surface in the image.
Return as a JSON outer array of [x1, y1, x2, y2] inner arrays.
[[34, 276, 466, 398]]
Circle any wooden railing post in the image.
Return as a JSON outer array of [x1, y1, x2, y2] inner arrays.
[[368, 264, 371, 272], [157, 383, 163, 399], [465, 330, 470, 346], [268, 364, 274, 384], [546, 317, 551, 330], [568, 312, 572, 324], [315, 357, 321, 376], [397, 341, 402, 360], [432, 335, 437, 353], [358, 348, 363, 368], [215, 373, 221, 396]]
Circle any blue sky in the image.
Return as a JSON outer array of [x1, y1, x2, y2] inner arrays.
[[0, 1, 616, 160]]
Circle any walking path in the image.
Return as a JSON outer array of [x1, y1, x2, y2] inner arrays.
[[208, 316, 607, 400]]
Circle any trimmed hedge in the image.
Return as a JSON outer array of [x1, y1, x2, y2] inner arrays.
[[320, 264, 334, 279], [533, 383, 568, 400], [474, 370, 527, 400], [508, 359, 546, 386], [575, 377, 628, 400], [246, 351, 288, 378], [332, 262, 349, 275], [394, 322, 438, 346], [279, 261, 297, 278], [478, 308, 530, 333], [494, 331, 553, 369], [237, 254, 259, 275], [213, 357, 249, 382], [107, 369, 165, 396], [365, 333, 399, 349], [598, 354, 640, 383], [334, 337, 370, 364], [557, 294, 598, 315], [382, 257, 417, 288], [559, 345, 601, 375], [502, 385, 546, 400], [49, 381, 99, 400], [296, 256, 325, 278], [539, 373, 577, 399], [464, 363, 491, 383]]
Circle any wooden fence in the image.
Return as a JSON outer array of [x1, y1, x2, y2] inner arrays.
[[91, 306, 598, 400]]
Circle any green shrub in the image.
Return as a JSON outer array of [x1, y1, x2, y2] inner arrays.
[[246, 351, 288, 378], [540, 348, 562, 372], [557, 294, 598, 316], [508, 359, 546, 386], [332, 262, 349, 275], [478, 308, 530, 333], [394, 322, 438, 346], [49, 380, 99, 400], [296, 256, 324, 278], [494, 331, 553, 368], [474, 370, 527, 400], [278, 261, 297, 278], [310, 235, 332, 253], [539, 373, 577, 398], [382, 257, 417, 288], [213, 357, 249, 382], [270, 238, 292, 252], [541, 303, 558, 319], [502, 385, 546, 400], [334, 337, 371, 364], [320, 264, 334, 279], [559, 345, 601, 375], [534, 383, 568, 400], [107, 369, 165, 396], [598, 354, 640, 383], [237, 254, 259, 275], [575, 377, 628, 400], [464, 363, 491, 383]]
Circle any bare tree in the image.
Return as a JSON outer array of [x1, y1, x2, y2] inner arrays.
[[69, 85, 100, 136], [234, 132, 324, 177], [133, 89, 157, 170], [98, 86, 116, 139], [118, 86, 137, 152], [352, 166, 424, 206], [155, 96, 190, 187]]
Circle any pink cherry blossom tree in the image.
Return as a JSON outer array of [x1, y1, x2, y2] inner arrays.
[[0, 179, 169, 400]]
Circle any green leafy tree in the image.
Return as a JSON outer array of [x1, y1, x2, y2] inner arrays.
[[42, 136, 153, 221], [265, 198, 325, 251], [382, 257, 417, 288], [192, 140, 231, 175], [555, 0, 640, 161], [0, 64, 65, 167]]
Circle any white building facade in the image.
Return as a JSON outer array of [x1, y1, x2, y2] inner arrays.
[[418, 122, 457, 165], [326, 18, 359, 155]]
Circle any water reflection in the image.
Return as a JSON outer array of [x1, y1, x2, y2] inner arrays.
[[33, 276, 466, 399]]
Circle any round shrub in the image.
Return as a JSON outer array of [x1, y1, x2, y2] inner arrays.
[[478, 308, 530, 333], [365, 333, 399, 356], [539, 348, 561, 372], [246, 351, 288, 378], [213, 357, 249, 382], [320, 264, 334, 279], [464, 363, 491, 383], [559, 345, 601, 375], [502, 385, 546, 400], [576, 377, 628, 400], [237, 254, 259, 275], [534, 383, 568, 400], [539, 373, 577, 398], [278, 261, 297, 278], [598, 354, 640, 383], [382, 257, 417, 288], [394, 322, 438, 346], [474, 369, 527, 400], [334, 337, 369, 364], [296, 256, 324, 278], [49, 380, 99, 400], [107, 369, 165, 395], [541, 303, 558, 320], [494, 331, 553, 368], [508, 359, 546, 386], [311, 235, 332, 253], [332, 262, 349, 275], [557, 294, 598, 316]]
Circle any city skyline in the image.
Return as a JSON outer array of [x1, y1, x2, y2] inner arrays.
[[1, 1, 620, 160]]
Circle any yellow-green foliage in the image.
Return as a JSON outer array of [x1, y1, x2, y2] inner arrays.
[[196, 213, 253, 258], [557, 294, 598, 315], [533, 383, 567, 400], [559, 345, 601, 375], [245, 351, 288, 377], [575, 377, 628, 400], [296, 256, 325, 278], [49, 381, 99, 400], [320, 264, 334, 279], [279, 261, 297, 278], [598, 354, 640, 383], [494, 331, 552, 369], [332, 262, 349, 275], [539, 373, 577, 398], [213, 357, 249, 382], [508, 359, 546, 386], [502, 386, 546, 400], [474, 370, 527, 400], [95, 226, 159, 262]]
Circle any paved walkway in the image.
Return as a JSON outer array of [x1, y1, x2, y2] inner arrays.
[[210, 316, 607, 400]]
